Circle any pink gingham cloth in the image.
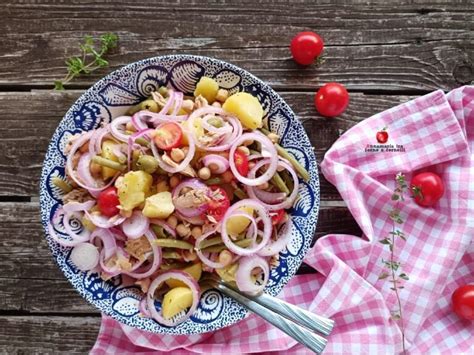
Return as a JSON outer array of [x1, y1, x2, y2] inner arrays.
[[91, 86, 474, 354]]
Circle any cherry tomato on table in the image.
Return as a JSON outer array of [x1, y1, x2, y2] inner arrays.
[[290, 31, 324, 66], [97, 186, 120, 217], [207, 186, 230, 222], [153, 122, 183, 150], [315, 83, 349, 118], [234, 149, 249, 176], [452, 285, 474, 320], [410, 172, 444, 207]]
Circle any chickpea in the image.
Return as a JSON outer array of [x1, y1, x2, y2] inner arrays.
[[183, 250, 197, 261], [198, 167, 211, 180], [170, 148, 185, 163], [237, 146, 250, 155], [125, 122, 135, 132], [267, 132, 280, 144], [181, 146, 189, 156], [218, 250, 233, 266], [170, 175, 180, 189], [139, 99, 159, 113], [258, 182, 269, 190], [176, 223, 191, 238], [211, 101, 222, 108], [156, 180, 169, 193], [167, 215, 178, 229], [215, 88, 229, 103], [90, 162, 102, 175], [181, 99, 194, 112], [136, 155, 159, 174], [242, 139, 254, 146], [191, 226, 202, 239], [208, 163, 219, 173], [158, 86, 168, 96]]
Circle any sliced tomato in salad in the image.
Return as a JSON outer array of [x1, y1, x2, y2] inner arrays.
[[207, 186, 230, 221], [234, 150, 249, 176], [97, 186, 120, 217], [271, 209, 286, 225], [154, 122, 183, 150]]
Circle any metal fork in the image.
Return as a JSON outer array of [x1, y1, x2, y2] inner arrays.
[[204, 276, 335, 354]]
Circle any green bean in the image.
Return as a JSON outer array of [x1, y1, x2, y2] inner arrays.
[[234, 188, 248, 200], [151, 225, 167, 239], [136, 155, 159, 174], [160, 262, 189, 271], [135, 137, 150, 147], [162, 251, 182, 259], [204, 177, 224, 185], [92, 156, 126, 172], [280, 169, 294, 192], [52, 177, 73, 193], [153, 239, 194, 250], [201, 238, 252, 253], [271, 172, 290, 194], [197, 236, 223, 249]]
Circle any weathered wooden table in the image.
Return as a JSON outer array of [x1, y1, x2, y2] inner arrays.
[[0, 1, 472, 352]]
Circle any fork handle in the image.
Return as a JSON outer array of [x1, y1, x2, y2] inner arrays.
[[216, 283, 327, 354]]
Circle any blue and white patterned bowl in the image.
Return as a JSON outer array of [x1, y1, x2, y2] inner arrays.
[[39, 55, 320, 334]]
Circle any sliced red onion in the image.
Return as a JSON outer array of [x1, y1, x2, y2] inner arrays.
[[201, 154, 229, 174], [201, 115, 233, 135], [151, 127, 196, 174], [175, 212, 205, 226], [172, 179, 209, 217], [150, 219, 177, 238], [70, 242, 100, 271], [63, 200, 95, 214], [127, 128, 154, 170], [84, 211, 126, 228], [195, 228, 227, 269], [229, 132, 278, 186], [131, 112, 150, 131], [88, 126, 110, 156], [90, 228, 118, 260], [247, 159, 299, 210], [112, 144, 127, 162], [170, 91, 183, 116], [139, 297, 151, 317], [66, 131, 117, 193], [123, 230, 161, 279], [253, 189, 287, 204], [221, 199, 272, 256], [146, 270, 200, 326], [236, 255, 269, 295], [122, 211, 150, 239], [110, 116, 132, 142], [77, 152, 96, 187], [258, 220, 292, 257]]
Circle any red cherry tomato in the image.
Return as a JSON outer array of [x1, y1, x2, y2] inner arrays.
[[207, 186, 230, 222], [271, 209, 285, 225], [410, 172, 444, 207], [315, 83, 349, 118], [234, 149, 249, 176], [97, 187, 120, 217], [290, 31, 324, 66], [452, 285, 474, 320], [153, 122, 183, 150]]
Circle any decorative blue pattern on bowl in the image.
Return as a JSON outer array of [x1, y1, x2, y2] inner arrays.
[[39, 55, 320, 334]]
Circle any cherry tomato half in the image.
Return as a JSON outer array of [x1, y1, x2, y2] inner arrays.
[[452, 284, 474, 320], [290, 31, 324, 66], [271, 209, 285, 225], [410, 172, 444, 207], [314, 83, 349, 118], [207, 186, 230, 222], [153, 122, 183, 151], [234, 149, 249, 176], [97, 186, 120, 217]]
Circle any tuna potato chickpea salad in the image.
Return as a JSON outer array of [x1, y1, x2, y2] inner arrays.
[[49, 76, 310, 326]]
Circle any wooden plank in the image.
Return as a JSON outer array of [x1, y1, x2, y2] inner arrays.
[[0, 316, 99, 353], [0, 2, 472, 89], [0, 90, 413, 197]]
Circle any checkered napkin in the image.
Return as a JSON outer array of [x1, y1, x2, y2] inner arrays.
[[91, 86, 474, 354]]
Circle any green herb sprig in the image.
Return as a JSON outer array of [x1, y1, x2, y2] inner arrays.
[[54, 33, 119, 90], [379, 172, 409, 354]]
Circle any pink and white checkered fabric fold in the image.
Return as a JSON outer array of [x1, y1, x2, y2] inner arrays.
[[91, 86, 474, 354]]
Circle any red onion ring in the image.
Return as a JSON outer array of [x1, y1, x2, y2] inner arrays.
[[236, 255, 270, 295], [170, 91, 183, 116], [63, 201, 95, 214], [151, 129, 196, 173], [66, 131, 117, 193], [221, 199, 272, 255], [90, 228, 117, 260], [146, 270, 200, 326], [70, 242, 100, 271], [123, 230, 161, 279], [172, 179, 209, 217], [110, 116, 132, 142], [149, 219, 177, 238], [88, 126, 110, 156], [131, 112, 150, 131], [258, 220, 292, 257], [127, 128, 154, 170], [253, 188, 287, 204], [139, 297, 151, 317], [84, 211, 126, 228], [195, 228, 227, 269], [228, 132, 278, 186], [77, 152, 96, 187], [122, 211, 150, 239], [247, 159, 299, 210], [201, 115, 233, 135], [201, 154, 229, 174]]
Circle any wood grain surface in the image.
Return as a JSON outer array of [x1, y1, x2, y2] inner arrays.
[[0, 0, 472, 353]]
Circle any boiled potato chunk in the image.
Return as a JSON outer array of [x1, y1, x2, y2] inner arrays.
[[162, 286, 193, 319], [117, 171, 153, 212], [223, 92, 263, 130], [166, 262, 202, 288], [101, 140, 120, 179], [226, 206, 254, 235], [194, 76, 219, 103], [142, 191, 175, 219]]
